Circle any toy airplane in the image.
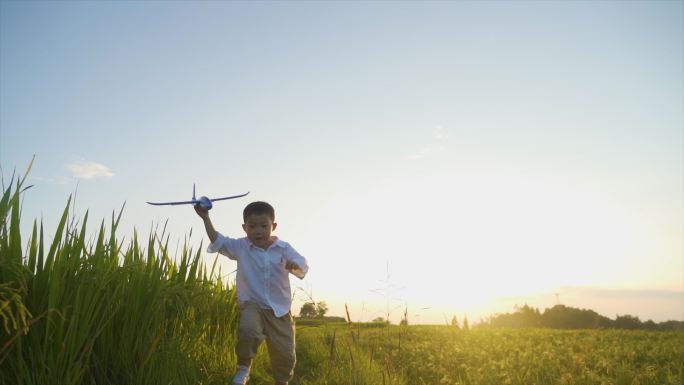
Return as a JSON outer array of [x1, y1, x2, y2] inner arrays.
[[147, 184, 249, 210]]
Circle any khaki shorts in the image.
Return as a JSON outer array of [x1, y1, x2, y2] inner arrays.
[[236, 301, 296, 382]]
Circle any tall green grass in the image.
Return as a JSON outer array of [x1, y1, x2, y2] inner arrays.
[[0, 161, 405, 385], [291, 325, 406, 385], [0, 161, 399, 385], [0, 162, 239, 385], [4, 160, 680, 385]]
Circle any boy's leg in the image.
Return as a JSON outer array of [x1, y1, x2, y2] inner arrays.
[[234, 302, 265, 384], [263, 311, 296, 384]]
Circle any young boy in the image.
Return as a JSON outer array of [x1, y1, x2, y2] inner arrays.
[[194, 201, 309, 385]]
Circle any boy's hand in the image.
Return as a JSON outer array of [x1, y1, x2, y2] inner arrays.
[[285, 260, 306, 278], [194, 204, 210, 219]]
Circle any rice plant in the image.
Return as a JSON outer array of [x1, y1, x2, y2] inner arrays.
[[0, 161, 239, 385], [3, 160, 681, 385], [0, 160, 402, 385], [341, 325, 684, 385]]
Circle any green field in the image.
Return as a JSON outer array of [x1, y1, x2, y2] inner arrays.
[[2, 166, 683, 385], [289, 325, 684, 385]]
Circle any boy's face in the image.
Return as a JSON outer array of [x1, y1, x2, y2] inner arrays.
[[242, 213, 277, 249]]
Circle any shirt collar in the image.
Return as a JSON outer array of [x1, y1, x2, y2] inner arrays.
[[247, 236, 284, 250]]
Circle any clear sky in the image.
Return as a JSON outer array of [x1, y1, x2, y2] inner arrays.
[[1, 0, 682, 324]]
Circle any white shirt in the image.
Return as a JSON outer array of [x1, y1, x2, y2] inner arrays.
[[207, 232, 309, 317]]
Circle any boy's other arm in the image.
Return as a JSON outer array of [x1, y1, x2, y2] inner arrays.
[[194, 205, 218, 243], [284, 245, 309, 279]]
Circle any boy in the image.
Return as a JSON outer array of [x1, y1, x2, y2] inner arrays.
[[194, 201, 309, 385]]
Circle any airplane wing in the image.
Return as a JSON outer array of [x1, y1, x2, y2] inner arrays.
[[210, 192, 250, 202], [147, 191, 249, 207], [146, 200, 198, 206]]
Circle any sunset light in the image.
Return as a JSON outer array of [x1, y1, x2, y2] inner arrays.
[[1, 2, 682, 383]]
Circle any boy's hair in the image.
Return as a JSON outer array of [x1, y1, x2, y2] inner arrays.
[[243, 201, 275, 222]]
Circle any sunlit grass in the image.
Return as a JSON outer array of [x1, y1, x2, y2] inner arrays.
[[0, 160, 238, 385], [0, 160, 397, 385], [2, 160, 682, 385], [322, 324, 684, 385]]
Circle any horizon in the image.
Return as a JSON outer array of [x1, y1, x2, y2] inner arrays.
[[300, 299, 684, 327], [1, 1, 682, 325], [316, 287, 684, 325]]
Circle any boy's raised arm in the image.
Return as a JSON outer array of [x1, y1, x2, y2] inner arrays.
[[194, 205, 218, 243]]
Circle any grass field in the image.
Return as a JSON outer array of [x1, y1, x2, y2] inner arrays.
[[290, 324, 684, 385], [2, 165, 683, 385]]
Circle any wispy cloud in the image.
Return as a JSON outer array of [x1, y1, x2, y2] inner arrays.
[[65, 160, 114, 180], [408, 125, 448, 160]]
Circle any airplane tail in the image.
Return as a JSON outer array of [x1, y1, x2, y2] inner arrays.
[[193, 184, 196, 200]]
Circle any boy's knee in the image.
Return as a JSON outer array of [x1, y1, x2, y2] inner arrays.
[[236, 324, 265, 360], [238, 323, 263, 340]]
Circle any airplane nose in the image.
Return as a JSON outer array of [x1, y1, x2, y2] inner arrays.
[[199, 196, 213, 210]]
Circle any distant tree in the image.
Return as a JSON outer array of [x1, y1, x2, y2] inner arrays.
[[487, 304, 542, 328], [541, 305, 609, 329], [518, 304, 542, 327], [300, 301, 329, 318], [299, 302, 317, 318], [451, 316, 460, 329], [463, 316, 469, 331], [372, 317, 387, 323], [614, 314, 642, 330], [643, 320, 658, 331], [315, 301, 328, 318], [658, 320, 684, 331], [476, 303, 682, 331]]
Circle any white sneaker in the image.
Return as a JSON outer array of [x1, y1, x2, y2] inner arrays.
[[231, 365, 250, 385]]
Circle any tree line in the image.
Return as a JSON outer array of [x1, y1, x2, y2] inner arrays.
[[476, 304, 684, 331], [296, 301, 683, 330]]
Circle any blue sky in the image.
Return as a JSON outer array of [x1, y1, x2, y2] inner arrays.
[[1, 0, 682, 323]]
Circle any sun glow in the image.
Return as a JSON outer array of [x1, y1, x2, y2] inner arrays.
[[302, 168, 652, 323]]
